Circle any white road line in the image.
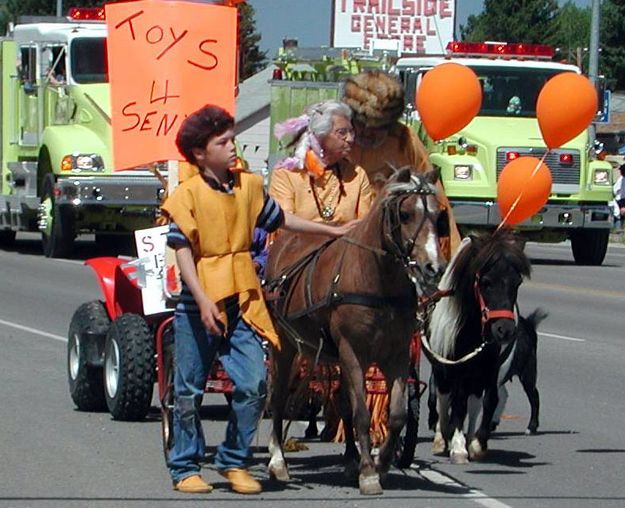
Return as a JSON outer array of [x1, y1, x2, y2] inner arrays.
[[419, 468, 513, 508], [539, 331, 585, 342], [0, 318, 67, 343], [52, 258, 85, 265]]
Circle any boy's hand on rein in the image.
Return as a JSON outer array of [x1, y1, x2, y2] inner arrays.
[[199, 298, 226, 336]]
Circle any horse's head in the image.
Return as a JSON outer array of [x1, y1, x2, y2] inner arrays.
[[381, 167, 446, 295], [452, 229, 531, 345]]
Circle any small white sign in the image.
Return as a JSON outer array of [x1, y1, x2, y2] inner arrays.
[[134, 225, 170, 315]]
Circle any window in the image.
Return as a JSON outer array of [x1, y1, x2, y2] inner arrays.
[[70, 37, 108, 84]]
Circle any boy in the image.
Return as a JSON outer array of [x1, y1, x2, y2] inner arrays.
[[161, 105, 355, 494]]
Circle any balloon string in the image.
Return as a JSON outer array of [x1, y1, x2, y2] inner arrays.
[[496, 151, 550, 231]]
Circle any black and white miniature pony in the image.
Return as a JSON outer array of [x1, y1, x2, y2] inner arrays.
[[423, 229, 531, 463]]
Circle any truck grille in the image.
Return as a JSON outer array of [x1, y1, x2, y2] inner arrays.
[[496, 148, 580, 192]]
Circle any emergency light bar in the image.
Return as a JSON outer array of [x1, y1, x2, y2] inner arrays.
[[68, 7, 105, 21], [447, 41, 554, 60]]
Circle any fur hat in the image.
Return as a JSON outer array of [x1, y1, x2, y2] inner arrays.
[[343, 71, 405, 128]]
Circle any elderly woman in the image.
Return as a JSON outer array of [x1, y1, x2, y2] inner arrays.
[[269, 100, 373, 224], [343, 71, 461, 259]]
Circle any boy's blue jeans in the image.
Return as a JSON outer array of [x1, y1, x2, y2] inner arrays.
[[167, 311, 267, 483]]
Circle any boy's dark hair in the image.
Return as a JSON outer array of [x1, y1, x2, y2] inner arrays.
[[176, 105, 235, 165]]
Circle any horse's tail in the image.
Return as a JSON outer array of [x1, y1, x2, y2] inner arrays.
[[526, 308, 548, 330]]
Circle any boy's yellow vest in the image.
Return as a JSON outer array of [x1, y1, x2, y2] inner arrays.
[[161, 171, 280, 348]]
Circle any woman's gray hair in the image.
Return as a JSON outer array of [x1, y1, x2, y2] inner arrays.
[[305, 100, 352, 140]]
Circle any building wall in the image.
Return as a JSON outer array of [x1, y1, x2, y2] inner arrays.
[[238, 113, 270, 180]]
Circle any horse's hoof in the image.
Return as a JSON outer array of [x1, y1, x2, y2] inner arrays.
[[268, 460, 290, 482], [359, 473, 383, 495], [525, 427, 538, 435], [432, 435, 446, 455], [450, 450, 469, 464], [468, 439, 486, 461]]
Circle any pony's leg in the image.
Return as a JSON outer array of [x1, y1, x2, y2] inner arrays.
[[376, 373, 407, 475], [432, 390, 449, 455], [472, 384, 499, 461], [449, 390, 469, 464], [267, 344, 297, 482], [520, 364, 540, 434], [491, 384, 509, 432], [339, 342, 382, 496], [467, 393, 485, 460]]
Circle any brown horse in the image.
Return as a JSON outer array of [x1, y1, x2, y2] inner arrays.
[[265, 168, 445, 495]]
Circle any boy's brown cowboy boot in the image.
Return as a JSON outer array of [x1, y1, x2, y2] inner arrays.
[[219, 468, 262, 494], [173, 475, 213, 493]]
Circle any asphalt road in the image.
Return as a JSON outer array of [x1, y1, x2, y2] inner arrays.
[[1, 234, 624, 507]]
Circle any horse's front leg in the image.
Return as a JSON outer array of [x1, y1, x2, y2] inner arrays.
[[471, 383, 499, 461], [376, 372, 407, 475], [466, 392, 484, 460], [339, 341, 382, 495], [336, 373, 359, 481], [267, 344, 296, 482], [449, 388, 469, 464]]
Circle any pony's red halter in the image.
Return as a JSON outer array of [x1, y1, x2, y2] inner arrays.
[[473, 274, 516, 337]]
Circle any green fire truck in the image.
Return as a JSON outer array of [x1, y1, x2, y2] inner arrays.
[[269, 42, 614, 265], [0, 8, 164, 258]]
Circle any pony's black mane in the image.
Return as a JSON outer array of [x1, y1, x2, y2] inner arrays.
[[450, 229, 531, 306]]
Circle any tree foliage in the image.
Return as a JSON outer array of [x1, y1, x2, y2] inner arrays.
[[460, 0, 559, 44], [238, 2, 267, 80]]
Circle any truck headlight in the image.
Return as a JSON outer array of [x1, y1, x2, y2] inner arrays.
[[453, 164, 473, 180], [61, 154, 105, 172], [593, 169, 610, 185]]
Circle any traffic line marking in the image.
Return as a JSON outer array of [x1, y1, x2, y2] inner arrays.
[[539, 331, 585, 342], [0, 318, 67, 343], [419, 468, 513, 508]]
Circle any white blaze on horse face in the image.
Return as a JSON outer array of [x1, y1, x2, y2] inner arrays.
[[414, 195, 440, 271]]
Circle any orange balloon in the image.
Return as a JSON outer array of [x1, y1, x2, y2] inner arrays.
[[416, 63, 482, 141], [536, 72, 597, 149], [497, 156, 552, 226]]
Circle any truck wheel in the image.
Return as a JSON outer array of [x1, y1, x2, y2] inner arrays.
[[395, 362, 420, 469], [40, 173, 75, 258], [571, 229, 609, 266], [104, 314, 155, 421], [68, 301, 110, 411]]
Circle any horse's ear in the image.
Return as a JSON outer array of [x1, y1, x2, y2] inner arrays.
[[425, 167, 440, 186], [394, 167, 412, 183]]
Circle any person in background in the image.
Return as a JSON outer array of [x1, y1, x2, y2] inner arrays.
[[161, 104, 357, 495], [342, 70, 461, 260], [613, 164, 625, 230]]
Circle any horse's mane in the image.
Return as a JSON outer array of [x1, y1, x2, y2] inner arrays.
[[450, 228, 531, 299], [428, 228, 530, 358]]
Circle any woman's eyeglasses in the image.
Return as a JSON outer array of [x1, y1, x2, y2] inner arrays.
[[332, 127, 355, 140]]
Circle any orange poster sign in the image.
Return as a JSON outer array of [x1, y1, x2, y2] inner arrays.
[[105, 0, 237, 170]]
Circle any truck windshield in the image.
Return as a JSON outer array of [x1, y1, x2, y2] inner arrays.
[[471, 66, 564, 118], [70, 37, 107, 84]]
